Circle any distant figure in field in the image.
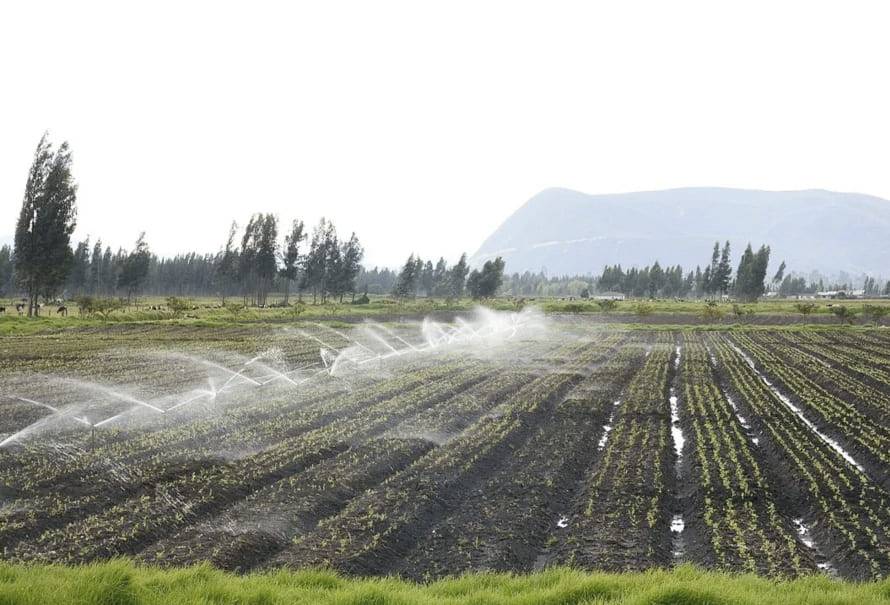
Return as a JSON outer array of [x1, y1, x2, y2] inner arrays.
[[0, 306, 5, 314], [16, 303, 25, 315], [57, 305, 68, 316]]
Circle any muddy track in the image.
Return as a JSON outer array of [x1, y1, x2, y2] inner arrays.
[[390, 346, 647, 579], [338, 375, 586, 576], [0, 367, 472, 551], [136, 438, 437, 571]]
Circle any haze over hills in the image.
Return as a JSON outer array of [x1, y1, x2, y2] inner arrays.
[[470, 187, 890, 279]]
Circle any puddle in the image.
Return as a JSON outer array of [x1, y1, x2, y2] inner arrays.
[[793, 517, 837, 576], [792, 518, 814, 548], [669, 392, 685, 457], [671, 513, 686, 559], [670, 345, 686, 562], [670, 346, 685, 460], [671, 515, 685, 533], [597, 400, 621, 451], [725, 393, 759, 446]]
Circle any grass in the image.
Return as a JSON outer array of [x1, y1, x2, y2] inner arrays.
[[0, 561, 888, 605]]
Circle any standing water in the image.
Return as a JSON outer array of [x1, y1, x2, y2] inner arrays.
[[597, 400, 621, 451], [669, 345, 686, 560]]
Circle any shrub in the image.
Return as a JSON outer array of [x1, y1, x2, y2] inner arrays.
[[224, 302, 245, 316], [633, 302, 654, 316], [862, 304, 890, 325], [75, 296, 123, 319], [701, 301, 724, 322], [166, 297, 192, 317], [794, 302, 818, 315], [830, 305, 857, 324], [596, 299, 619, 312]]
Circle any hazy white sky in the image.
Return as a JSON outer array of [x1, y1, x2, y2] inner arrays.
[[2, 1, 889, 267]]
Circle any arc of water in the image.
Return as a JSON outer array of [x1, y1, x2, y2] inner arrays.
[[252, 362, 302, 387], [312, 323, 378, 356], [298, 330, 344, 355], [218, 366, 262, 391], [15, 396, 62, 414], [454, 317, 482, 340], [367, 323, 423, 352], [296, 367, 331, 385], [16, 397, 94, 427], [163, 353, 262, 389], [93, 412, 128, 428], [164, 389, 217, 412], [254, 363, 317, 385], [51, 377, 168, 415], [363, 328, 402, 356]]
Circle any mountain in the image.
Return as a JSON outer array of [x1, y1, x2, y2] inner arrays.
[[470, 187, 890, 278]]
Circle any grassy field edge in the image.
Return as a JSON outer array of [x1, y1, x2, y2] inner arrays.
[[1, 561, 889, 605]]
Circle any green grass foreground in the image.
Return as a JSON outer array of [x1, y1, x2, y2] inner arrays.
[[0, 562, 888, 605]]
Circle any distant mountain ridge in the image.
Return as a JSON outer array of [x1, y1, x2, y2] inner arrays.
[[470, 187, 890, 277]]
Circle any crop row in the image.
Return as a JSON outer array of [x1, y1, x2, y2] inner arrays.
[[779, 331, 890, 392], [710, 334, 890, 579], [728, 332, 890, 482], [268, 337, 627, 574], [551, 334, 673, 571], [390, 336, 651, 579], [0, 360, 471, 550], [679, 335, 812, 576], [3, 362, 497, 562]]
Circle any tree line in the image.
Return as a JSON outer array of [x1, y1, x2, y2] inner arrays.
[[595, 241, 775, 301], [390, 254, 507, 300], [6, 134, 366, 314]]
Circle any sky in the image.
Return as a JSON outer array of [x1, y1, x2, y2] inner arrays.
[[2, 1, 890, 268]]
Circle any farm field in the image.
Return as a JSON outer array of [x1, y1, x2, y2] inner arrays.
[[1, 309, 890, 587]]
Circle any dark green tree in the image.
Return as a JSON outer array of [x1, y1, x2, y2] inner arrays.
[[301, 218, 328, 304], [0, 245, 13, 297], [117, 233, 151, 303], [14, 133, 78, 315], [468, 257, 505, 299], [279, 219, 305, 305], [704, 242, 720, 295], [772, 260, 786, 285], [419, 260, 434, 297], [255, 214, 279, 306], [432, 257, 449, 297], [68, 237, 91, 295], [734, 243, 770, 302], [335, 232, 363, 302], [89, 239, 103, 295], [216, 222, 240, 304], [715, 241, 733, 295], [100, 246, 115, 297], [393, 254, 419, 300], [448, 253, 470, 299], [238, 215, 261, 304]]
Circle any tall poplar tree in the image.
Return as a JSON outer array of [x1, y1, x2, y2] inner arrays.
[[14, 133, 78, 315], [280, 219, 305, 305]]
